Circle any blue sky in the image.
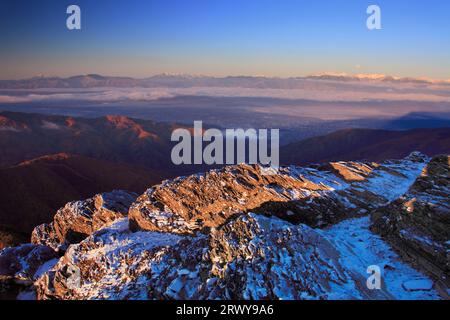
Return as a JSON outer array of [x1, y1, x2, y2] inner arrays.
[[0, 0, 449, 79]]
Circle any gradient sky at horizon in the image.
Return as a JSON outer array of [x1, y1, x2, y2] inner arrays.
[[0, 0, 449, 80]]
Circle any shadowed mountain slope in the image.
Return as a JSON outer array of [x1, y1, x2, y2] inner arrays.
[[0, 111, 188, 172], [280, 127, 450, 165], [0, 153, 164, 235]]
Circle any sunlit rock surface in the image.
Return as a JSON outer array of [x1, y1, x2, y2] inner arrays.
[[1, 153, 447, 300]]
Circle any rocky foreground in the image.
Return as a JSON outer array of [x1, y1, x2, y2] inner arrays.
[[0, 152, 448, 300]]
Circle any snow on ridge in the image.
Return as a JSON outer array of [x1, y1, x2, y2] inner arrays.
[[285, 153, 429, 214], [321, 216, 440, 300], [40, 211, 442, 300], [25, 153, 444, 300], [55, 218, 187, 300], [352, 156, 428, 202], [71, 218, 185, 261]]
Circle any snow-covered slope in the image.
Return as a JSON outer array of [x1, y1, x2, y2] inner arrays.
[[322, 217, 439, 300], [34, 213, 440, 300], [371, 155, 450, 296], [1, 152, 448, 300]]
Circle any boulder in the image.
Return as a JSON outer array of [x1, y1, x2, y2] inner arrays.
[[0, 244, 58, 299], [36, 214, 384, 300], [129, 154, 428, 234], [32, 190, 137, 250]]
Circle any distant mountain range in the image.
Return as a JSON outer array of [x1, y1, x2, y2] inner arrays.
[[2, 112, 449, 171], [0, 111, 449, 242], [0, 111, 190, 172], [306, 72, 450, 85], [1, 73, 449, 89], [0, 112, 196, 241]]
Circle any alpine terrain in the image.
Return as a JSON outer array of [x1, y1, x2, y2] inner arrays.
[[0, 152, 448, 300]]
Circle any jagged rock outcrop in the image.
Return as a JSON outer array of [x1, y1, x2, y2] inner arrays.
[[0, 244, 58, 299], [32, 190, 137, 251], [319, 161, 375, 182], [129, 153, 428, 234], [2, 152, 446, 300], [0, 245, 57, 281], [35, 211, 442, 300], [371, 155, 450, 293], [128, 164, 327, 234], [34, 214, 389, 300]]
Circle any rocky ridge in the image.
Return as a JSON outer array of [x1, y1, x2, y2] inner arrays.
[[371, 155, 450, 295], [129, 152, 428, 234], [32, 190, 137, 251], [0, 152, 448, 300]]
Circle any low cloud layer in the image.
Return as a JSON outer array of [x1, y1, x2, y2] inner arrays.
[[1, 78, 450, 105]]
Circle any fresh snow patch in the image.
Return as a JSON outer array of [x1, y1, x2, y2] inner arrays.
[[289, 166, 349, 191], [354, 160, 427, 202], [321, 216, 440, 300], [61, 218, 187, 300], [79, 218, 184, 261], [33, 258, 59, 280], [399, 229, 444, 249], [402, 279, 434, 292]]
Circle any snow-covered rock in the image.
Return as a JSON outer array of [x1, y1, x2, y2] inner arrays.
[[32, 190, 138, 251], [129, 154, 428, 234], [0, 244, 58, 299], [2, 152, 447, 300], [35, 212, 441, 300], [371, 155, 450, 296], [321, 216, 439, 300]]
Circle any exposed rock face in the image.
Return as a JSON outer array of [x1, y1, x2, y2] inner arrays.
[[35, 212, 441, 300], [0, 244, 58, 299], [371, 155, 450, 293], [34, 215, 382, 300], [32, 190, 137, 251], [324, 161, 375, 182], [129, 164, 330, 234], [129, 154, 428, 234], [2, 152, 447, 300], [0, 244, 57, 281]]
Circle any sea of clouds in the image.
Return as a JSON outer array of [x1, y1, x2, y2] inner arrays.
[[1, 78, 450, 105]]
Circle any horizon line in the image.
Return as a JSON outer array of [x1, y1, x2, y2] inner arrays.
[[1, 72, 449, 84]]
